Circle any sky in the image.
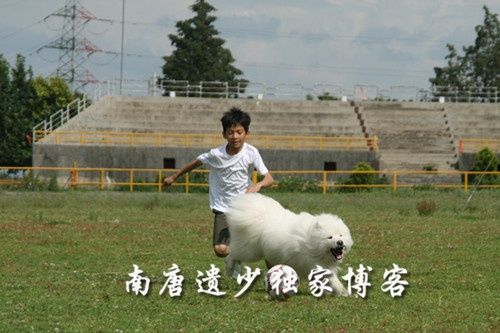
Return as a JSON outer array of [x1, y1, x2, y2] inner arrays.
[[0, 0, 499, 94]]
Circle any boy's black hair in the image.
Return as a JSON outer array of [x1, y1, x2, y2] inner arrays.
[[221, 107, 251, 133]]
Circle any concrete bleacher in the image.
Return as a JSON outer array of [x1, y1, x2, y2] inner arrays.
[[59, 96, 365, 137], [360, 102, 456, 170], [35, 96, 378, 175], [37, 95, 498, 177], [444, 104, 500, 138]]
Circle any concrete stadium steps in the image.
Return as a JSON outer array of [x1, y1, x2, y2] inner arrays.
[[449, 127, 500, 137], [375, 131, 453, 151], [71, 110, 361, 127], [360, 103, 457, 170], [444, 104, 500, 139], [61, 123, 362, 136], [107, 96, 354, 113], [59, 96, 365, 137]]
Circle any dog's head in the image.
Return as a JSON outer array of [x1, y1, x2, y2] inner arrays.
[[312, 214, 353, 263]]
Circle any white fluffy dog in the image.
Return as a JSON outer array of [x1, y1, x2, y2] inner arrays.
[[225, 193, 353, 296]]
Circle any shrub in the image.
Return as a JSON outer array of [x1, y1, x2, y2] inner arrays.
[[48, 176, 59, 192], [188, 171, 209, 193], [417, 200, 437, 216], [468, 147, 498, 185], [340, 162, 377, 192], [318, 92, 339, 101], [422, 164, 437, 171], [274, 176, 320, 193], [20, 171, 47, 191]]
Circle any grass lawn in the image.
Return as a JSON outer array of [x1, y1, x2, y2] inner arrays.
[[0, 189, 498, 332]]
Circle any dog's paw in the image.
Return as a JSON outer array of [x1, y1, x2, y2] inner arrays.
[[335, 288, 351, 297]]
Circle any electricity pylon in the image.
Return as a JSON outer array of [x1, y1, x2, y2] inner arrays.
[[40, 0, 99, 89]]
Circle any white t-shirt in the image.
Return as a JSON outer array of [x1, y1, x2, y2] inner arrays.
[[197, 143, 269, 213]]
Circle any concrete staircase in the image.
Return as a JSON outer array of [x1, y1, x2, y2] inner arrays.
[[359, 102, 457, 171]]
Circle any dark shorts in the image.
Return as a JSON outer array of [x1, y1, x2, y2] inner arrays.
[[212, 210, 230, 246]]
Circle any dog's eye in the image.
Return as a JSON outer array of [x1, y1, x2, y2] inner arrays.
[[327, 236, 333, 239]]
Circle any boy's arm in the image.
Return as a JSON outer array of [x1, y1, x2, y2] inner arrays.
[[163, 159, 203, 186], [246, 172, 274, 193]]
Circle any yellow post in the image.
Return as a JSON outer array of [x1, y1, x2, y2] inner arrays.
[[70, 162, 78, 189], [99, 169, 104, 190], [322, 171, 327, 194], [393, 172, 397, 192], [159, 170, 162, 192], [185, 173, 190, 193], [464, 172, 468, 192], [252, 170, 258, 184], [129, 170, 134, 192]]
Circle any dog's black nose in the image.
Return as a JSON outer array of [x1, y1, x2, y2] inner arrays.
[[337, 240, 343, 246]]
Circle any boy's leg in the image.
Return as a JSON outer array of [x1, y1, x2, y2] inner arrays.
[[212, 210, 230, 257], [212, 210, 240, 277]]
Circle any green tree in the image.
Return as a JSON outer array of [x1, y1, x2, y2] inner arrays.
[[2, 55, 36, 166], [32, 76, 81, 124], [0, 55, 12, 166], [161, 0, 246, 96], [429, 44, 466, 88], [0, 54, 80, 166], [464, 6, 500, 88], [430, 6, 499, 95]]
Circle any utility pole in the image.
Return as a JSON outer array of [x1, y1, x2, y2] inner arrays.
[[119, 0, 125, 95]]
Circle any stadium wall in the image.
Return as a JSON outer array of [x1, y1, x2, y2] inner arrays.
[[33, 144, 378, 181]]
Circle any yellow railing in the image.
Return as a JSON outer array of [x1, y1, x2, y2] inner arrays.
[[33, 130, 379, 151], [1, 166, 499, 193], [459, 138, 500, 155]]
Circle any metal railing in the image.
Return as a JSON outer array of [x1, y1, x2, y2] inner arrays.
[[86, 77, 499, 103], [423, 86, 499, 103], [1, 166, 498, 193], [33, 131, 379, 151], [32, 97, 87, 142]]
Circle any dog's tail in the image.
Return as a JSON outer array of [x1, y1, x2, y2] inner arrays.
[[226, 193, 283, 229]]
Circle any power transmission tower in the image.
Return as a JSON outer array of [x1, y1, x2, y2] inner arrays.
[[40, 0, 99, 89]]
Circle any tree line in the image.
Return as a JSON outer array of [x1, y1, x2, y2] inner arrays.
[[0, 54, 81, 167]]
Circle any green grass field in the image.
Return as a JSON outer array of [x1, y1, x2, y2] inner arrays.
[[0, 189, 498, 332]]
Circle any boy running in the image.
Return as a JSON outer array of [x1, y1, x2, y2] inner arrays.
[[163, 107, 273, 275]]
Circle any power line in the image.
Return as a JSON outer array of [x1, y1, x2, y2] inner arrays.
[[80, 12, 473, 47], [0, 19, 45, 41]]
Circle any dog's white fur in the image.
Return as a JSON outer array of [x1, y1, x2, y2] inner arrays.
[[225, 193, 353, 296]]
